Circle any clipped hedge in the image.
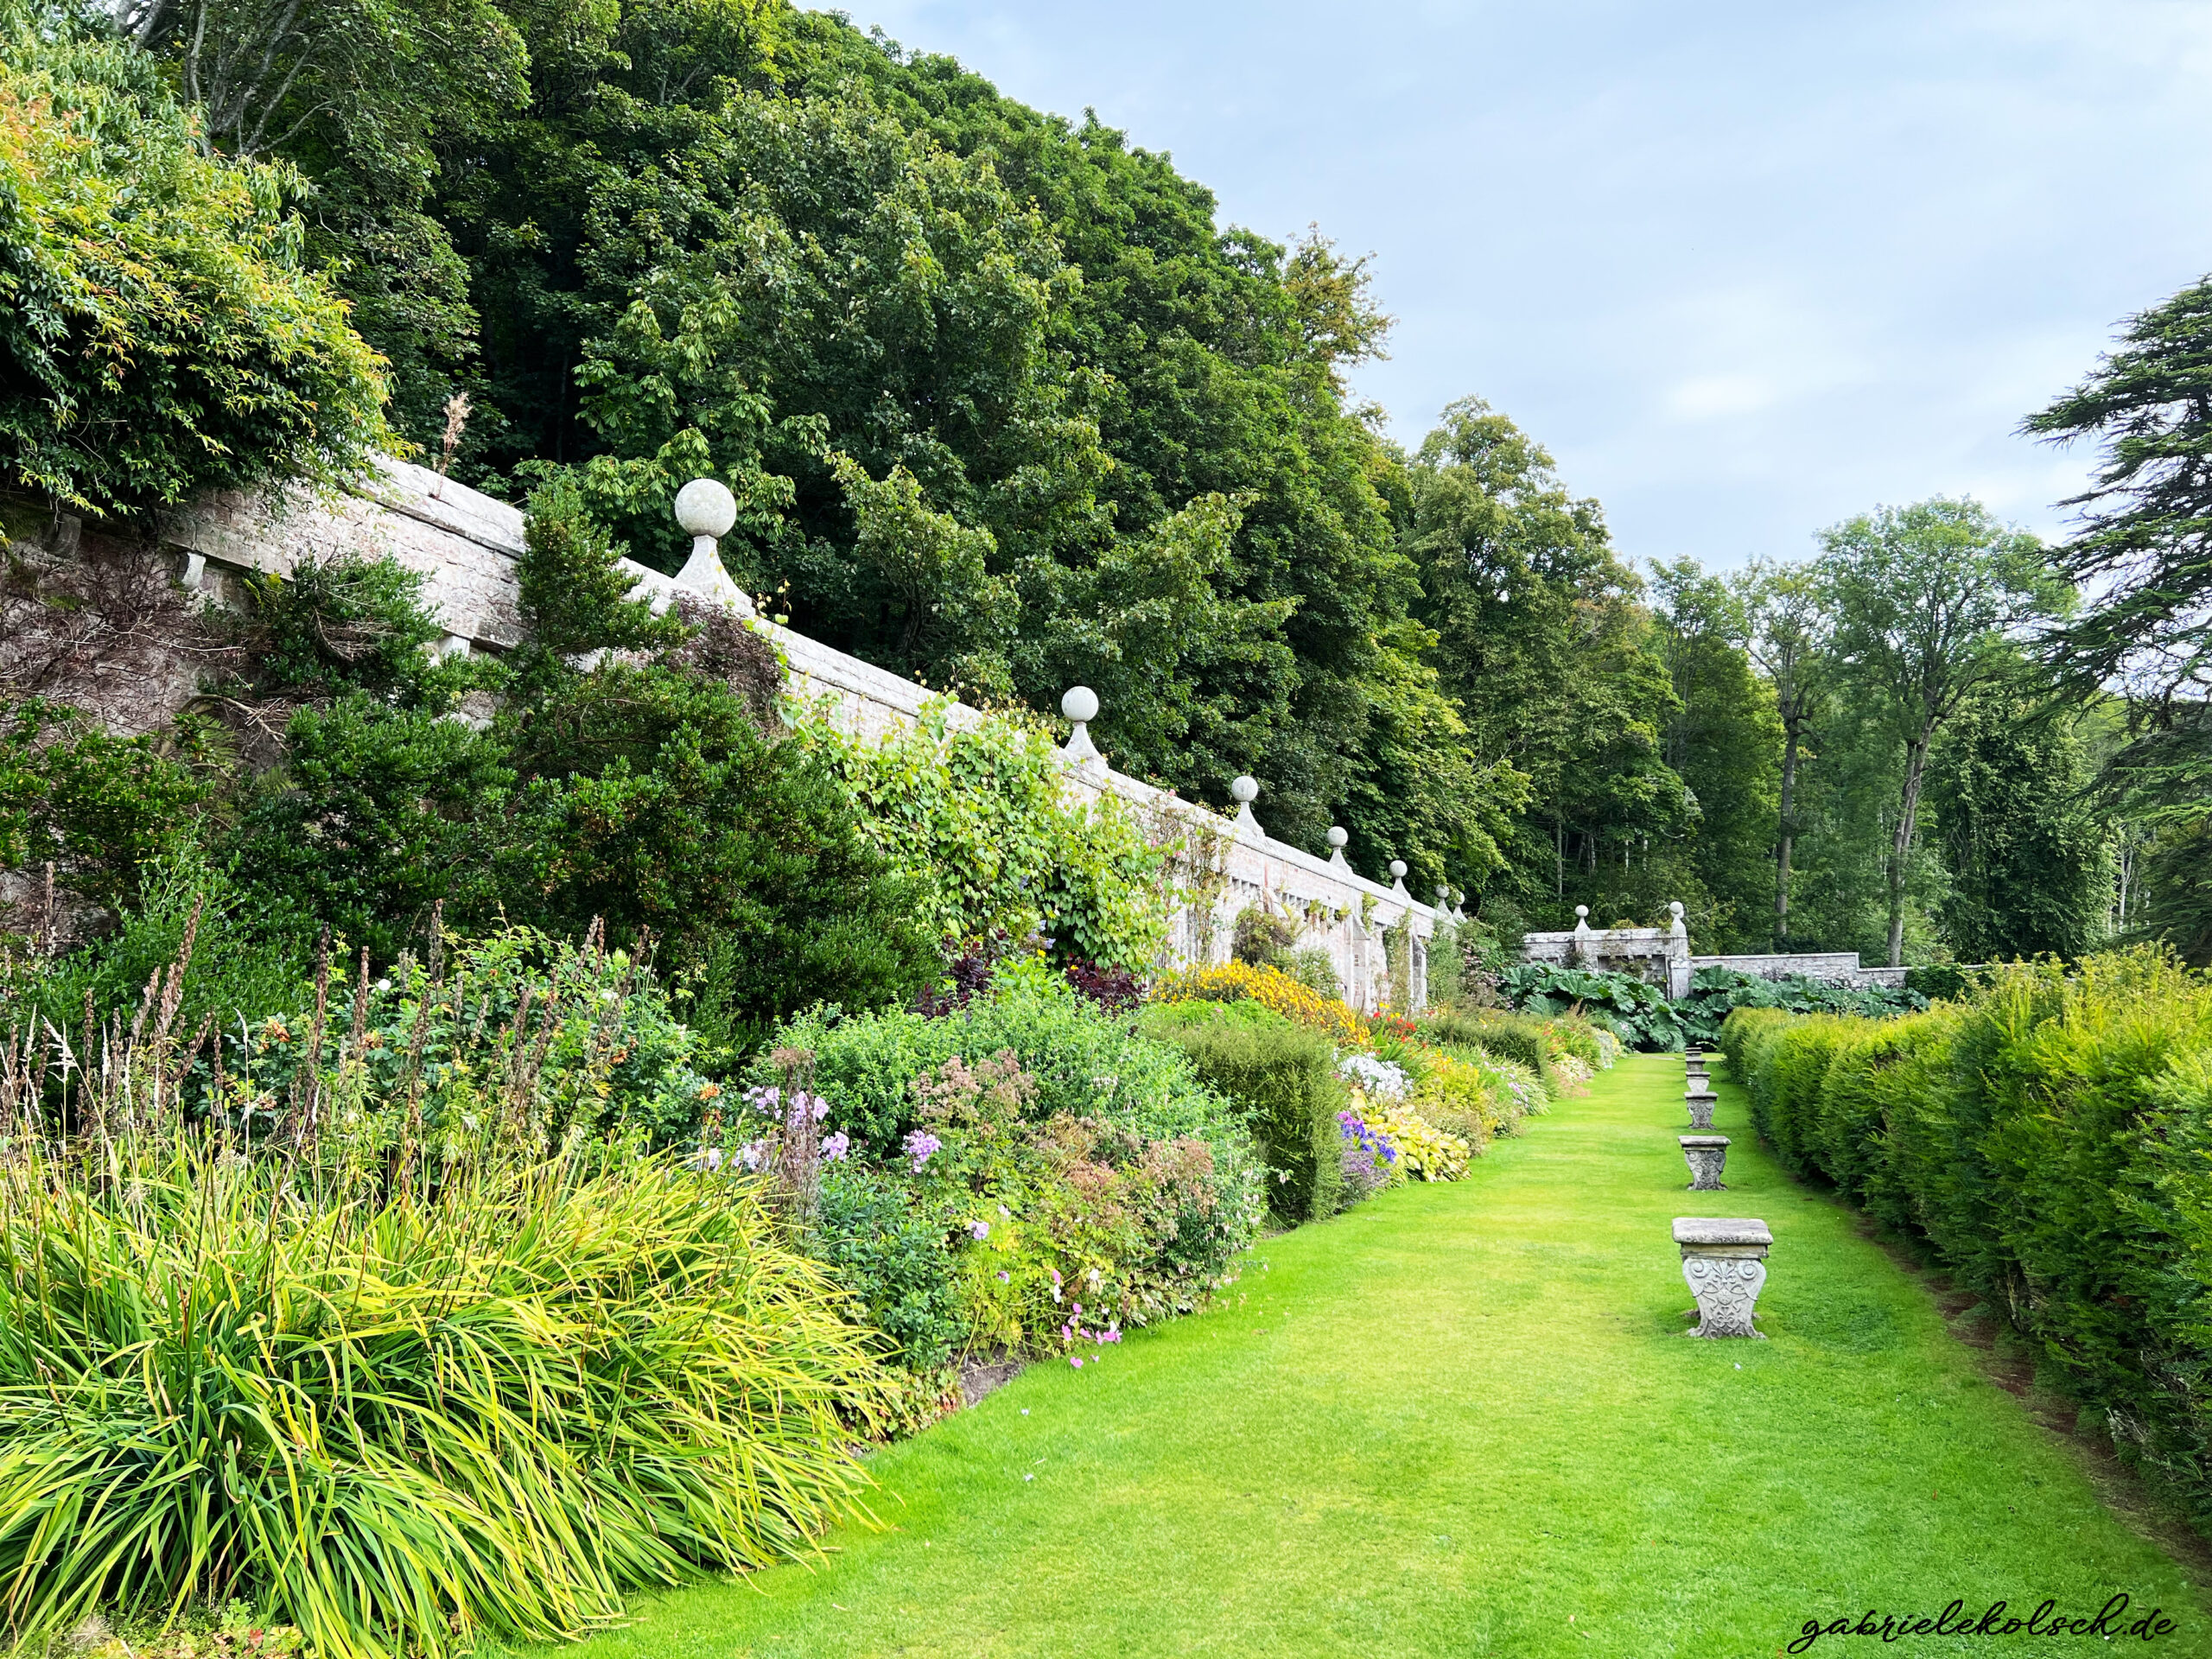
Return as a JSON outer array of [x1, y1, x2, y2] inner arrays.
[[1140, 1000, 1345, 1224], [1721, 950, 2212, 1521]]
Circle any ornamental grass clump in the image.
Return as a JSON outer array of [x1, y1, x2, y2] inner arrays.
[[0, 938, 891, 1659]]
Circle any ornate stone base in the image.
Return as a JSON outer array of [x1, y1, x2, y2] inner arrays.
[[1685, 1092, 1715, 1131], [1675, 1217, 1772, 1338], [1681, 1134, 1729, 1190]]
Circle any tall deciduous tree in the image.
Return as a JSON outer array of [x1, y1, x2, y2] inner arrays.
[[1735, 557, 1829, 947], [1819, 499, 2067, 966]]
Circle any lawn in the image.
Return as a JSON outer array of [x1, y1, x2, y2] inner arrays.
[[569, 1053, 2209, 1657]]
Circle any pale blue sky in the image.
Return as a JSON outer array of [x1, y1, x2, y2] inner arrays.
[[842, 0, 2212, 571]]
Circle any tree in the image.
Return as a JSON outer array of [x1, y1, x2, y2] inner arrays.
[[1734, 557, 1830, 947], [1927, 689, 2112, 961], [0, 6, 386, 514], [1404, 398, 1686, 930], [1648, 559, 1783, 951], [1819, 499, 2068, 966], [2025, 276, 2212, 965]]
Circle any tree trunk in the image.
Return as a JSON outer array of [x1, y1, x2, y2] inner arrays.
[[1775, 721, 1800, 948], [1886, 733, 1930, 969]]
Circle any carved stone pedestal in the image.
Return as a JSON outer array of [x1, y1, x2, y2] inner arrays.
[[1681, 1134, 1730, 1190], [1675, 1217, 1771, 1338], [1685, 1090, 1716, 1131]]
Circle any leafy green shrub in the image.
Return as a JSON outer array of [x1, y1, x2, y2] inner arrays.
[[812, 1160, 967, 1371], [757, 963, 1263, 1361], [0, 698, 208, 923], [1140, 998, 1346, 1224], [2, 842, 314, 1041], [1724, 950, 2212, 1523], [1498, 962, 1681, 1048], [0, 10, 385, 516], [0, 971, 890, 1659], [1680, 965, 1924, 1046], [791, 957, 1245, 1153], [805, 705, 1174, 969], [1415, 1005, 1559, 1097]]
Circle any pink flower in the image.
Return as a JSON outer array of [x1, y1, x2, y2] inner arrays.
[[1070, 1357, 1084, 1369]]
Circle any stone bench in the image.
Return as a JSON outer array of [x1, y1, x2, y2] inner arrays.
[[1675, 1217, 1771, 1338]]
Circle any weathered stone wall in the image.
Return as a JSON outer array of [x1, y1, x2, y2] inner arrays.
[[30, 456, 1449, 1009]]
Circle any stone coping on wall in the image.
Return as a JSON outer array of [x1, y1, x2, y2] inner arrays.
[[148, 455, 1445, 995]]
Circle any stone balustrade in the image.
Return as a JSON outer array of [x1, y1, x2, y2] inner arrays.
[[152, 458, 1451, 1010]]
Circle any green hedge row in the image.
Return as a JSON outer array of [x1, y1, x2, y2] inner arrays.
[[1720, 949, 2212, 1519]]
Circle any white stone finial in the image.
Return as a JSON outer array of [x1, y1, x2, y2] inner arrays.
[[1389, 859, 1407, 880], [673, 478, 753, 617], [1060, 685, 1103, 770], [675, 477, 738, 537], [1326, 824, 1350, 868], [1575, 905, 1590, 920], [1230, 774, 1262, 836], [1669, 900, 1686, 921]]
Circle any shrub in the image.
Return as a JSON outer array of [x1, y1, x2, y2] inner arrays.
[[0, 10, 386, 516], [1416, 1006, 1558, 1098], [805, 705, 1174, 970], [1498, 962, 1681, 1049], [1150, 958, 1368, 1048], [0, 988, 890, 1659], [759, 962, 1265, 1362], [1141, 999, 1346, 1224], [1724, 950, 2212, 1524]]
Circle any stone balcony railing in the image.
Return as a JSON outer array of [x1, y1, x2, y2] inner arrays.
[[157, 457, 1453, 1010]]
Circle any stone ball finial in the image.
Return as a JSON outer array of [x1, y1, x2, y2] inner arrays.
[[1230, 774, 1260, 804], [1669, 899, 1686, 920], [1061, 685, 1099, 723], [1436, 884, 1451, 900], [1389, 859, 1408, 880], [1327, 825, 1349, 849], [675, 477, 739, 538], [1452, 889, 1465, 906], [1575, 904, 1590, 919]]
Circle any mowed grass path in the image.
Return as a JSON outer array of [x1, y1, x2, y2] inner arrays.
[[583, 1054, 2209, 1657]]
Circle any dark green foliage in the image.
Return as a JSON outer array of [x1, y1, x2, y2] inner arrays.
[[1928, 694, 2112, 961], [0, 698, 208, 918], [515, 474, 689, 659], [1494, 963, 1681, 1052], [810, 1161, 965, 1371], [1140, 1000, 1344, 1224], [225, 696, 513, 959], [3, 844, 315, 1042], [0, 8, 386, 516], [1415, 1003, 1560, 1093], [1678, 965, 1923, 1047], [224, 555, 461, 706], [1724, 953, 2212, 1522]]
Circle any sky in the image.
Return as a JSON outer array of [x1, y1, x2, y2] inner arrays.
[[836, 0, 2212, 572]]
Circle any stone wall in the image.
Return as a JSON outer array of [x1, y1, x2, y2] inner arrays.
[[131, 457, 1450, 1009]]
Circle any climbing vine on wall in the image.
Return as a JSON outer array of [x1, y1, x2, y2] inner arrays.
[[796, 702, 1176, 970]]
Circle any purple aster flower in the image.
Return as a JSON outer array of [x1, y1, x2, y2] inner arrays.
[[968, 1219, 990, 1241], [904, 1129, 943, 1171], [821, 1131, 849, 1162]]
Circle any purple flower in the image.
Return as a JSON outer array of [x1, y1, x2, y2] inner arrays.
[[812, 1098, 830, 1122], [968, 1219, 990, 1241], [1070, 1357, 1084, 1370], [904, 1130, 943, 1171], [821, 1131, 849, 1162], [996, 1270, 1010, 1282]]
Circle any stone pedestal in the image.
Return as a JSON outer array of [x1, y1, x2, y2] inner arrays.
[[1675, 1217, 1771, 1338], [1685, 1091, 1715, 1131], [1680, 1135, 1729, 1190]]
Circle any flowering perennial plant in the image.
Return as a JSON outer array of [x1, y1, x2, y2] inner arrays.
[[1337, 1052, 1410, 1101], [1149, 960, 1368, 1047]]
